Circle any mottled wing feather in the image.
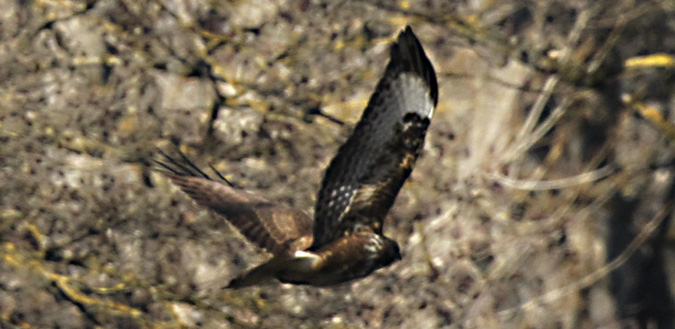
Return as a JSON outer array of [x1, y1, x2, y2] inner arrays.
[[311, 26, 438, 248], [156, 154, 314, 255]]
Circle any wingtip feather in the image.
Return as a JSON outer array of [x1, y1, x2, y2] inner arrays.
[[392, 26, 439, 107]]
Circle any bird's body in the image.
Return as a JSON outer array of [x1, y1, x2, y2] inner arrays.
[[155, 26, 437, 288], [232, 230, 400, 287]]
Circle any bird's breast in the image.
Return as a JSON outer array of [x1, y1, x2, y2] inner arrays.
[[276, 233, 390, 286]]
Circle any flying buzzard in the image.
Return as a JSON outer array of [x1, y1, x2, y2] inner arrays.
[[155, 26, 438, 288]]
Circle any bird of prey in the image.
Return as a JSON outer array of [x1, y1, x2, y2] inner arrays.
[[155, 26, 438, 288]]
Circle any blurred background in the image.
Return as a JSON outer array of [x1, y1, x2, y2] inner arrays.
[[1, 0, 674, 328]]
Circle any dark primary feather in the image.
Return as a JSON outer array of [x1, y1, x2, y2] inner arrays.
[[155, 151, 314, 255], [311, 26, 438, 249]]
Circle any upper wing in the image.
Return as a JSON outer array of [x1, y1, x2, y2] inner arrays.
[[311, 26, 438, 249], [155, 151, 313, 255]]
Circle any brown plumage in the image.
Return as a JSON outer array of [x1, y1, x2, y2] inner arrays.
[[154, 26, 437, 288], [155, 150, 313, 256], [310, 25, 437, 249]]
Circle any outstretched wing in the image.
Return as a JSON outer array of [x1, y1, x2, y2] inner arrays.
[[154, 151, 313, 255], [311, 26, 438, 249]]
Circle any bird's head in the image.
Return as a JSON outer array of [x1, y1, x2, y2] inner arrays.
[[375, 236, 402, 268]]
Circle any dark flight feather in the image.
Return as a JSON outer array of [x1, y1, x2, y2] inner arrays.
[[155, 152, 313, 256], [311, 26, 438, 249]]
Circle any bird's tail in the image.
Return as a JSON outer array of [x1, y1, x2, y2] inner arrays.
[[225, 261, 279, 289]]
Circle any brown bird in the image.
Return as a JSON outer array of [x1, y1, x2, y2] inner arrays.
[[155, 26, 437, 288]]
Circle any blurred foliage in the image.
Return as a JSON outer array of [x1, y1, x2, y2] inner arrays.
[[1, 0, 675, 328]]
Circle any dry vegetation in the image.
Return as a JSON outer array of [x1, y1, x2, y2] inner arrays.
[[1, 0, 674, 328]]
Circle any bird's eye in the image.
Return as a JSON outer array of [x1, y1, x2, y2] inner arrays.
[[402, 112, 419, 122]]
